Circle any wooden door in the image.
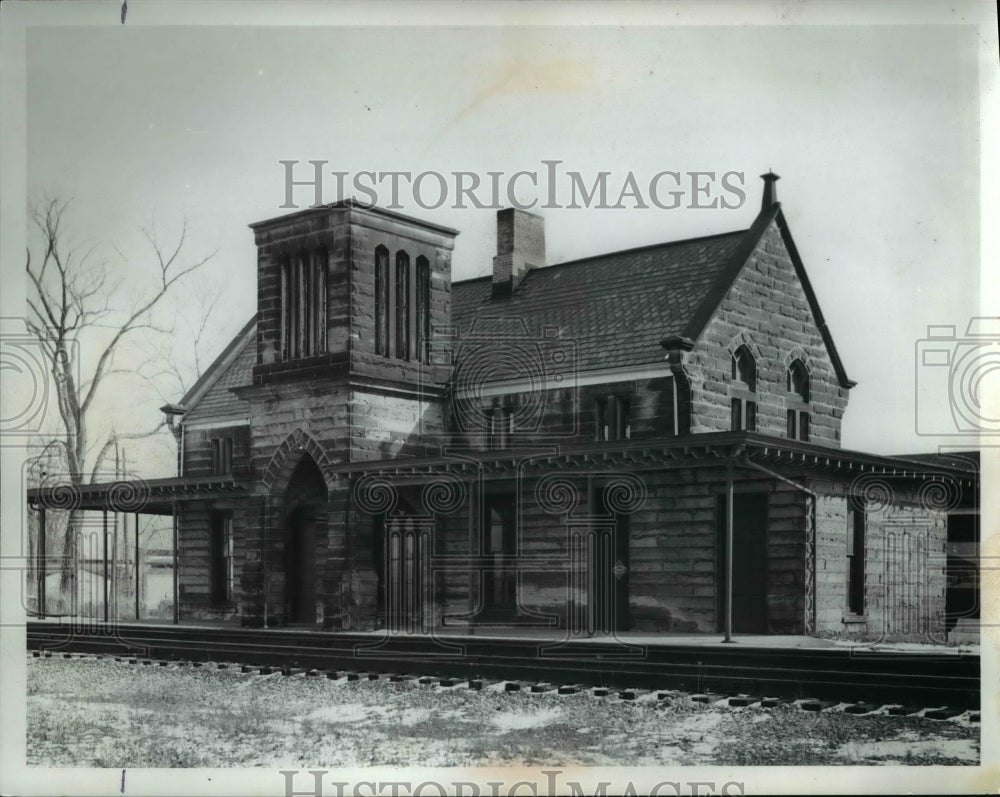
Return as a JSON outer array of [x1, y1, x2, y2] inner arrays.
[[717, 492, 768, 634]]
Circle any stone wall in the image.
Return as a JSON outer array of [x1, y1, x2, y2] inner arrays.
[[688, 219, 850, 447], [812, 479, 947, 641]]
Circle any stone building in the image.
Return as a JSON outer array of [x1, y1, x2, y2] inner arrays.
[[161, 173, 978, 641]]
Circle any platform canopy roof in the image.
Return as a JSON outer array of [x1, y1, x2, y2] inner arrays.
[[25, 432, 978, 515], [26, 474, 254, 515]]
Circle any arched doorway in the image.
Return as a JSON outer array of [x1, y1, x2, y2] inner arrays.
[[283, 456, 327, 624]]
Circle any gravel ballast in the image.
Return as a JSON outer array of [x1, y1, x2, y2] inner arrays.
[[26, 655, 980, 767]]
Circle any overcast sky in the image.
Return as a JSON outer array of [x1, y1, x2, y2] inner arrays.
[[18, 12, 987, 463]]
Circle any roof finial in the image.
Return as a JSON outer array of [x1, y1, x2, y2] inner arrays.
[[760, 171, 780, 212]]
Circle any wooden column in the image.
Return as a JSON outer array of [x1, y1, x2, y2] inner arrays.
[[172, 505, 179, 624], [722, 462, 735, 643], [38, 507, 46, 619], [102, 510, 109, 623], [134, 512, 141, 621]]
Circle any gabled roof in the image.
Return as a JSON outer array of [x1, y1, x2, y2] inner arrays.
[[452, 204, 855, 388], [181, 200, 855, 419], [179, 316, 256, 423]]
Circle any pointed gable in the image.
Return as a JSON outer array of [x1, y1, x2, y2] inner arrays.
[[180, 317, 256, 424]]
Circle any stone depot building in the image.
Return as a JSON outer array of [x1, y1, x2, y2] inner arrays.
[[138, 174, 979, 641]]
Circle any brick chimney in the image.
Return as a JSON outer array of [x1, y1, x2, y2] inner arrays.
[[492, 208, 545, 297], [760, 171, 780, 212]]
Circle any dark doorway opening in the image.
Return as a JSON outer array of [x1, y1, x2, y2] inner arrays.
[[590, 479, 631, 633], [716, 492, 768, 634], [480, 491, 517, 621], [945, 512, 979, 631], [283, 456, 327, 625]]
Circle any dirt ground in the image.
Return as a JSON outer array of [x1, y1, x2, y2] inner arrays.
[[26, 655, 979, 768]]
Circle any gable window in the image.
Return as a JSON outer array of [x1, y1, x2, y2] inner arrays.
[[730, 345, 757, 432], [374, 246, 390, 357], [279, 249, 327, 361], [847, 502, 866, 615], [415, 256, 431, 363], [595, 395, 631, 441], [786, 359, 811, 441], [210, 437, 233, 475]]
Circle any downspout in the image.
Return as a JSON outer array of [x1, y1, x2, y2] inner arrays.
[[723, 460, 734, 643], [740, 457, 818, 636]]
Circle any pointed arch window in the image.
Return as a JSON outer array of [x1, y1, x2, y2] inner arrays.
[[415, 255, 431, 363], [374, 246, 390, 357], [730, 345, 757, 431], [786, 358, 811, 441], [279, 248, 327, 360], [395, 251, 410, 360]]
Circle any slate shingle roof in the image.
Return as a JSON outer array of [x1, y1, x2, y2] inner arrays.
[[451, 229, 749, 373], [180, 208, 854, 419], [181, 318, 256, 423]]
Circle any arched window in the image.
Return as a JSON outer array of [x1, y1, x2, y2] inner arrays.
[[297, 250, 310, 357], [395, 251, 410, 360], [374, 246, 390, 357], [312, 248, 328, 355], [415, 256, 431, 362], [786, 358, 811, 441], [730, 345, 757, 431], [787, 359, 809, 402], [280, 256, 292, 360], [279, 249, 326, 361], [731, 345, 757, 391]]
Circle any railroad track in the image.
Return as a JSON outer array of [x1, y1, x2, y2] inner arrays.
[[26, 621, 980, 710]]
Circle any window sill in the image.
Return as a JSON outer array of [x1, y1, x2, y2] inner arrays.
[[841, 614, 867, 625]]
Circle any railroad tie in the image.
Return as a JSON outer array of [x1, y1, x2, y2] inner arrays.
[[529, 683, 554, 694], [504, 682, 522, 693], [924, 706, 964, 721], [418, 676, 436, 685], [844, 702, 879, 715], [469, 678, 498, 690], [558, 685, 582, 696], [438, 677, 460, 688], [886, 705, 921, 717], [728, 695, 761, 708], [690, 693, 725, 704], [799, 699, 837, 712], [281, 667, 304, 677], [592, 687, 611, 697], [760, 697, 781, 708], [326, 670, 342, 680]]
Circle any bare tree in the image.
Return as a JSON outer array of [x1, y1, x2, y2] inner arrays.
[[25, 197, 215, 590]]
